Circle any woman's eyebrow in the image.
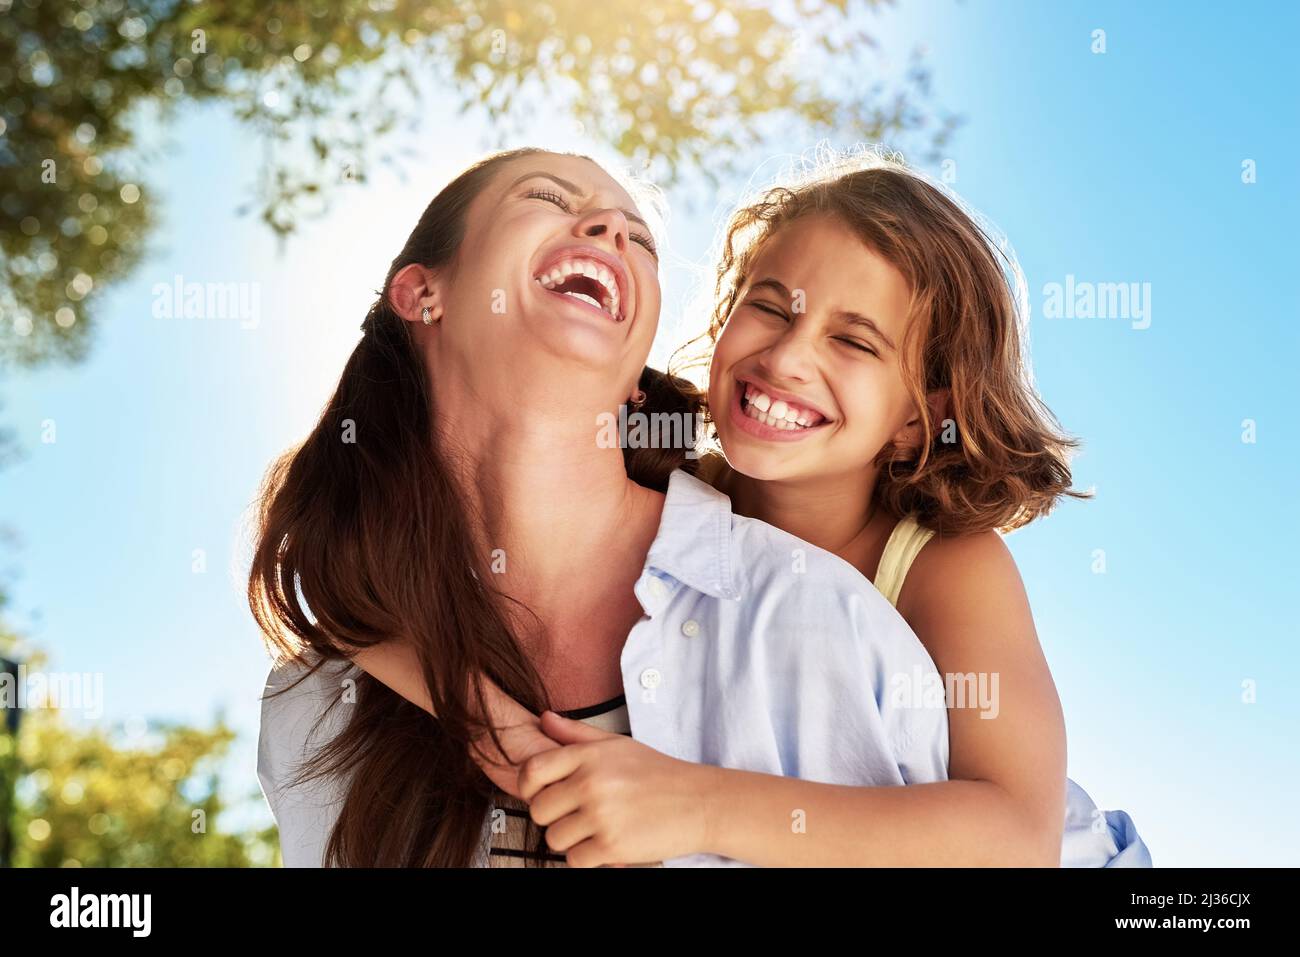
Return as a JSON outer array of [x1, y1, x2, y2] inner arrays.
[[506, 171, 650, 230]]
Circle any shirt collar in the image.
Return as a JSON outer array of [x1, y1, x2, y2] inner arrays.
[[643, 469, 741, 601]]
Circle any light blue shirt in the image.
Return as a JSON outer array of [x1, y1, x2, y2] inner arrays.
[[258, 468, 1148, 867]]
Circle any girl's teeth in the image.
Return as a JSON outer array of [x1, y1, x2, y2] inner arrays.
[[742, 396, 806, 430], [741, 384, 823, 431]]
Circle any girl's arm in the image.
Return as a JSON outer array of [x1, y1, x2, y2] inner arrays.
[[351, 641, 560, 799], [521, 530, 1067, 867]]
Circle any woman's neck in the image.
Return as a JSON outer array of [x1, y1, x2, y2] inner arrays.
[[466, 421, 661, 583], [437, 383, 665, 689]]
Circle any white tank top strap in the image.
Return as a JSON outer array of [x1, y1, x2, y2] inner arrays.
[[872, 514, 936, 608]]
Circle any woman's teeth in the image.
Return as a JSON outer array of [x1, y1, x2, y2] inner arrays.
[[536, 258, 622, 320], [741, 383, 823, 431]]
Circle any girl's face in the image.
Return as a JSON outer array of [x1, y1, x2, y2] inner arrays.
[[709, 214, 919, 485], [432, 153, 661, 413]]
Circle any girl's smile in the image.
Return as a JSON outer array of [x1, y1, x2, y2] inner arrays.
[[728, 376, 833, 442]]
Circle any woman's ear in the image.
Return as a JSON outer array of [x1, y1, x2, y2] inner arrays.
[[388, 263, 444, 324], [891, 388, 953, 455]]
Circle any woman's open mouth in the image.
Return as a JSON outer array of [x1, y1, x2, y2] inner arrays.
[[534, 256, 625, 322]]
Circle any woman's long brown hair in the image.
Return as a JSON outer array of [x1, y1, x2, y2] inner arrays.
[[248, 148, 693, 866]]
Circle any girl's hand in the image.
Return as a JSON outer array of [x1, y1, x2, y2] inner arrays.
[[517, 711, 714, 867], [469, 686, 562, 800], [350, 640, 560, 800]]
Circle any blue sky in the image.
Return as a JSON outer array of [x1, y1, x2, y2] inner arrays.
[[3, 1, 1296, 864]]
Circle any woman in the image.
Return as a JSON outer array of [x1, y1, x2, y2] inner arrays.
[[252, 148, 949, 867]]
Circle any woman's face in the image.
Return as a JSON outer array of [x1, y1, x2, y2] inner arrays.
[[432, 153, 661, 412], [708, 214, 918, 485]]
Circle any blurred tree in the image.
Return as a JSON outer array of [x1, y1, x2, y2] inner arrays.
[[0, 0, 955, 369], [11, 713, 280, 867], [0, 617, 279, 867]]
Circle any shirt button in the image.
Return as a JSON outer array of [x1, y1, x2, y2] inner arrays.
[[639, 668, 662, 689], [681, 619, 700, 638], [649, 579, 667, 599]]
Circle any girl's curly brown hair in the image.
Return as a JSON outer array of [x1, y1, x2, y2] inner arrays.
[[674, 147, 1088, 535]]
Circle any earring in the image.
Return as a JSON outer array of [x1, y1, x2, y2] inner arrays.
[[421, 306, 433, 325], [629, 388, 646, 411]]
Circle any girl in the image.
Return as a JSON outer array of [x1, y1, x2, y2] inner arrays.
[[253, 148, 951, 868]]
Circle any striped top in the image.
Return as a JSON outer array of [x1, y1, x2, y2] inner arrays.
[[487, 693, 667, 867]]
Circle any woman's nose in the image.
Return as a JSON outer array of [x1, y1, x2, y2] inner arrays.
[[576, 208, 628, 254]]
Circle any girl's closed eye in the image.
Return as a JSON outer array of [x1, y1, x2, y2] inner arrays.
[[747, 300, 789, 321], [837, 337, 878, 357], [525, 187, 658, 256]]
